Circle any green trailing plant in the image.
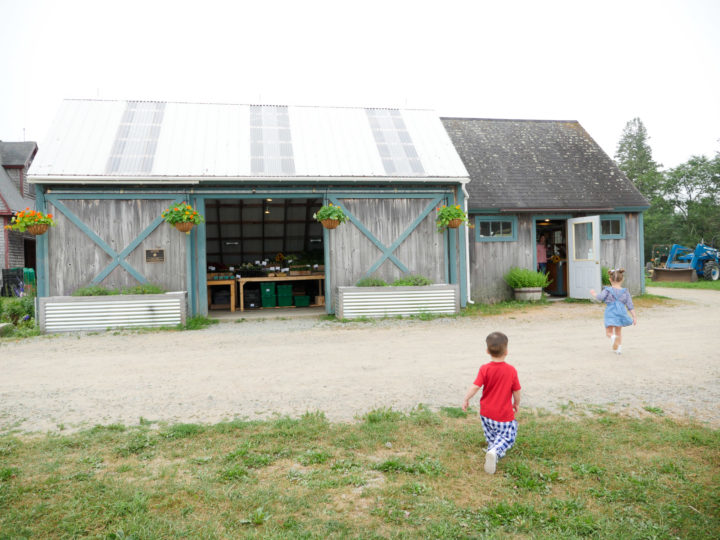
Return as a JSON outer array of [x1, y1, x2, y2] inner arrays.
[[503, 267, 551, 289], [313, 203, 348, 224], [355, 277, 388, 287], [392, 275, 433, 286], [435, 204, 469, 231]]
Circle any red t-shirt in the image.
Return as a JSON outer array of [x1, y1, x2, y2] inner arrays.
[[473, 361, 521, 422]]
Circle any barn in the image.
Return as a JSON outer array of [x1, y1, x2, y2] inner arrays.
[[27, 99, 471, 317], [441, 117, 651, 303]]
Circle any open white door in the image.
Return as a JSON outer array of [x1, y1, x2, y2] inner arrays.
[[567, 215, 601, 299]]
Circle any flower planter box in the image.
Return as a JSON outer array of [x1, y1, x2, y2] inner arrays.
[[36, 292, 187, 333], [336, 284, 459, 319], [512, 287, 543, 301]]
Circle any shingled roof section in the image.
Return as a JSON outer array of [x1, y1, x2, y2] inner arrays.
[[0, 141, 37, 168], [441, 118, 649, 212]]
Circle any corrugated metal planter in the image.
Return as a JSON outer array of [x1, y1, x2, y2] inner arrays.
[[336, 284, 459, 319], [36, 292, 187, 333], [512, 287, 542, 301]]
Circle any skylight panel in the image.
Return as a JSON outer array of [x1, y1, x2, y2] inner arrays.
[[249, 105, 295, 175], [106, 102, 165, 174], [366, 109, 424, 176]]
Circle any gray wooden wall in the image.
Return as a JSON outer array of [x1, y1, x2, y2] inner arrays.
[[328, 198, 447, 292], [47, 198, 187, 296], [469, 213, 644, 304]]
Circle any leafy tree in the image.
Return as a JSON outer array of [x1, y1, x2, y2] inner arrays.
[[614, 117, 663, 198]]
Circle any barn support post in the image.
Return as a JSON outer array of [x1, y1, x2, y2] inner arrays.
[[34, 184, 49, 297], [638, 211, 646, 294], [194, 196, 207, 316], [457, 187, 467, 308]]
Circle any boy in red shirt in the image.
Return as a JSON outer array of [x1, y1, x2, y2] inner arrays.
[[462, 331, 522, 474]]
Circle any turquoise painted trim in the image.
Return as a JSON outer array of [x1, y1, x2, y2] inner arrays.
[[187, 195, 198, 316], [45, 193, 182, 200], [195, 197, 207, 316], [474, 215, 518, 242], [614, 206, 650, 212], [328, 196, 424, 276], [469, 208, 502, 214], [639, 212, 646, 294], [448, 195, 457, 285], [323, 209, 332, 314], [329, 192, 447, 199], [49, 198, 151, 285], [457, 190, 467, 307], [93, 217, 164, 284], [600, 214, 625, 240], [34, 186, 49, 297]]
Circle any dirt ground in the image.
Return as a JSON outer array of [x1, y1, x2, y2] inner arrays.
[[1, 287, 718, 433]]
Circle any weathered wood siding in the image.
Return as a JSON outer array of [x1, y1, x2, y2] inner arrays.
[[469, 213, 644, 303], [469, 215, 534, 303], [46, 198, 187, 296], [328, 198, 446, 292], [599, 213, 643, 295]]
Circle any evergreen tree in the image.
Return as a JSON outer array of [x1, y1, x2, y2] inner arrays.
[[614, 118, 663, 198]]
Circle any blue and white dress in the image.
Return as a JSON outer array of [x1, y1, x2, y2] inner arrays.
[[597, 286, 634, 327]]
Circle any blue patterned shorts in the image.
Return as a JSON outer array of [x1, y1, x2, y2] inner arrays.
[[480, 416, 518, 458]]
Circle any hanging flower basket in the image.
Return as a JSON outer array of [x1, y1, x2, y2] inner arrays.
[[313, 203, 348, 229], [4, 208, 55, 234], [320, 218, 340, 229], [174, 222, 195, 233], [161, 202, 205, 235], [436, 205, 469, 232], [26, 223, 50, 235]]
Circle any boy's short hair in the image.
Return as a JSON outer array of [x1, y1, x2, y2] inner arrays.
[[486, 331, 508, 357]]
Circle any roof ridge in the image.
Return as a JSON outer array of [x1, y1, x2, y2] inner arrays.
[[441, 117, 579, 124]]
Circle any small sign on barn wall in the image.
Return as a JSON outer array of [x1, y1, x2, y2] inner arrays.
[[146, 249, 165, 263]]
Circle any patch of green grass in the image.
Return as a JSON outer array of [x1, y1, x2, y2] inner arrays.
[[0, 412, 717, 538], [461, 298, 550, 317], [643, 406, 665, 416], [646, 277, 720, 290], [181, 315, 218, 330]]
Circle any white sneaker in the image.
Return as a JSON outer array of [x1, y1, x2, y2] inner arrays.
[[615, 345, 622, 355], [484, 450, 497, 474], [610, 335, 618, 350]]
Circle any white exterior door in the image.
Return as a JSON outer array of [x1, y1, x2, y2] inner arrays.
[[567, 215, 601, 299]]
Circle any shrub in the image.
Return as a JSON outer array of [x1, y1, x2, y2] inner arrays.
[[72, 285, 117, 296], [72, 284, 165, 296], [503, 267, 550, 288], [121, 284, 166, 295], [601, 266, 611, 286], [2, 298, 33, 325], [392, 275, 433, 286], [356, 277, 388, 287]]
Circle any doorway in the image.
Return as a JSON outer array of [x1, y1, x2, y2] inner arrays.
[[535, 217, 569, 296]]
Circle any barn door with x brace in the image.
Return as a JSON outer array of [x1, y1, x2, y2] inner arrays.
[[322, 193, 466, 312]]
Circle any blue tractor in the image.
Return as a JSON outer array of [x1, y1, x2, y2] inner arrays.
[[656, 241, 720, 281]]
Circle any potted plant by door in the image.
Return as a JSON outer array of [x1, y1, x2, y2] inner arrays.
[[436, 205, 469, 231], [161, 202, 205, 234], [503, 267, 551, 301], [313, 203, 348, 229], [4, 208, 55, 235]]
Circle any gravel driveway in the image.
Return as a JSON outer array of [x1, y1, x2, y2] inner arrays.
[[1, 287, 718, 433]]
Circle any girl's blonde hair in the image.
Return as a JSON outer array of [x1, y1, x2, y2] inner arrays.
[[609, 268, 626, 283]]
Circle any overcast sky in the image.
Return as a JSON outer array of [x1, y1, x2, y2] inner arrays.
[[1, 0, 718, 170]]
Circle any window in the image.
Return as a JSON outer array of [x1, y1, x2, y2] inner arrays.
[[600, 215, 625, 239], [475, 216, 517, 242]]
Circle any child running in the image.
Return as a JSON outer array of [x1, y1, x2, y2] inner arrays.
[[462, 331, 521, 474], [590, 268, 638, 355]]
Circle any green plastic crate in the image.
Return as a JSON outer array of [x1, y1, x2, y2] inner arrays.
[[277, 295, 293, 307], [261, 283, 276, 295], [261, 296, 277, 308], [277, 284, 293, 296], [294, 295, 310, 307]]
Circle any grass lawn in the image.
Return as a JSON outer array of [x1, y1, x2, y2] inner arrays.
[[1, 408, 717, 539], [646, 277, 720, 291]]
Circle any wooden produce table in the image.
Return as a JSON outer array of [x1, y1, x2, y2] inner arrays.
[[237, 274, 325, 312], [207, 279, 236, 312]]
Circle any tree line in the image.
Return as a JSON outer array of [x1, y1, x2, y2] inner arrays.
[[614, 118, 720, 259]]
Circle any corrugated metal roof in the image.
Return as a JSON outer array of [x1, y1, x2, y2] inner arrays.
[[29, 100, 469, 183]]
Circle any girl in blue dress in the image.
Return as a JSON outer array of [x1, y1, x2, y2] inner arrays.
[[590, 268, 638, 355]]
